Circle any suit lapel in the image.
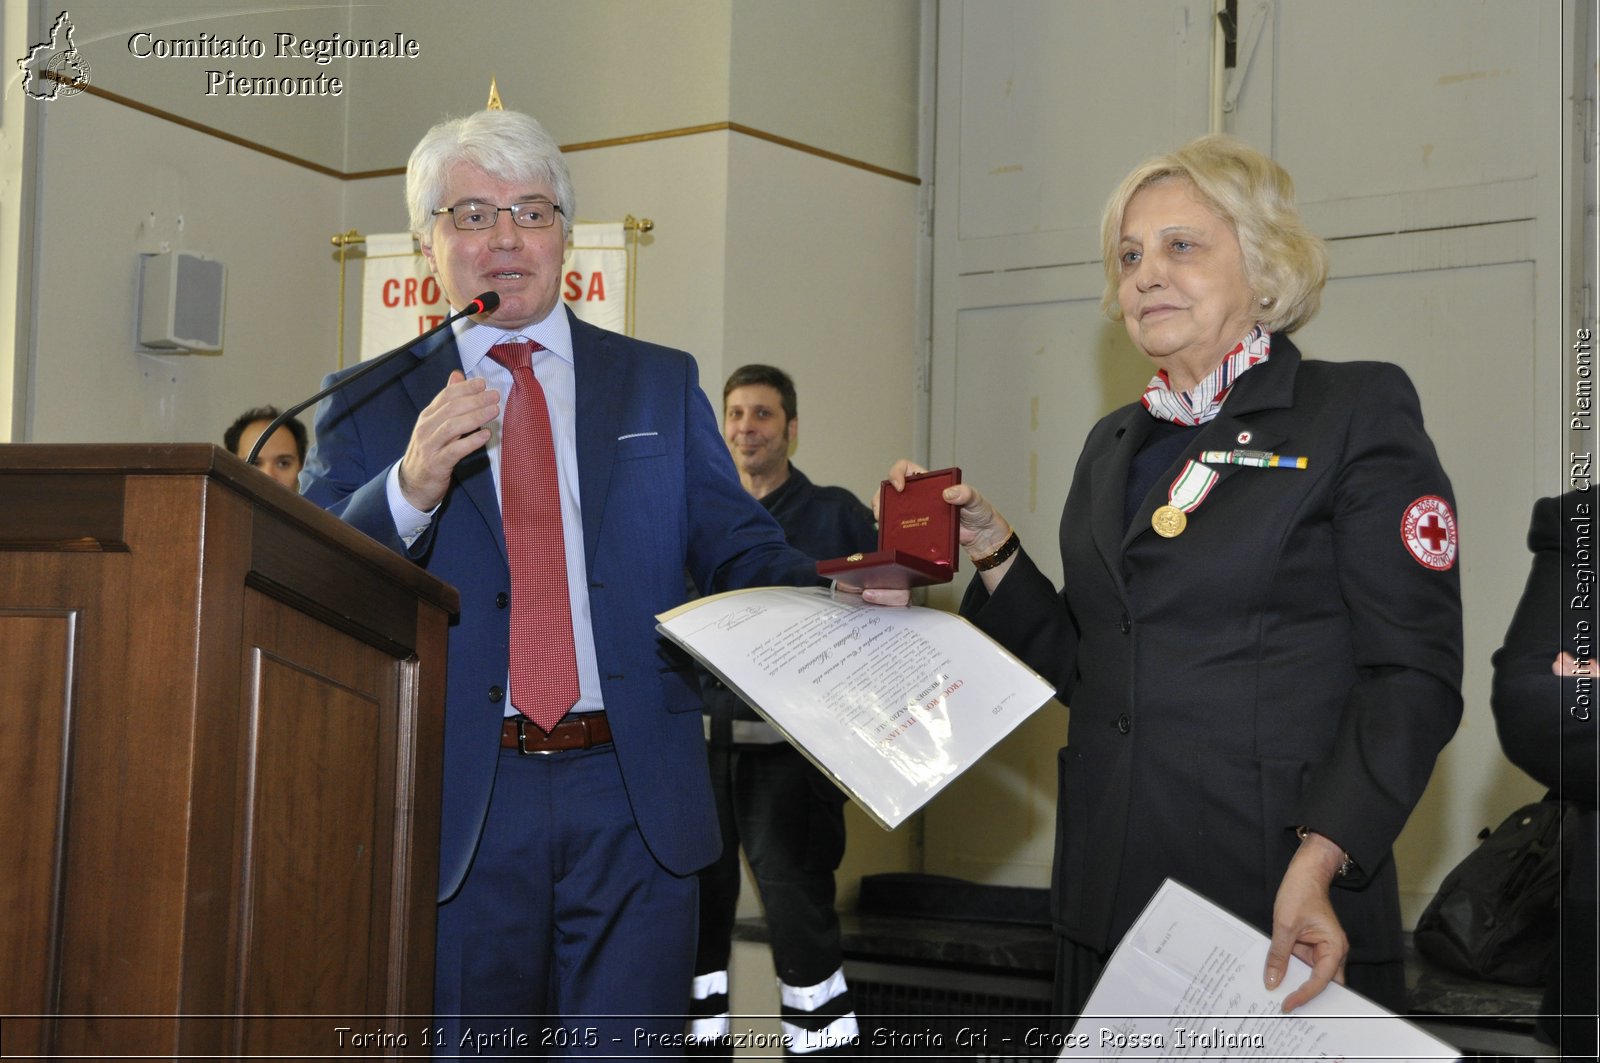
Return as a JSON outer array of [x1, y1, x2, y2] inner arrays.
[[403, 328, 507, 563], [1090, 406, 1153, 589], [1201, 335, 1300, 445], [1189, 337, 1300, 491], [571, 312, 624, 570]]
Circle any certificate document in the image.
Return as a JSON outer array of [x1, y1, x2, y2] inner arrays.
[[1057, 879, 1461, 1061], [656, 586, 1054, 829]]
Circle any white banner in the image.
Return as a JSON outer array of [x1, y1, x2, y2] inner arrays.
[[565, 222, 626, 334], [359, 222, 629, 360]]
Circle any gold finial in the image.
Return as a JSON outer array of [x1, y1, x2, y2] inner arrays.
[[486, 78, 503, 110]]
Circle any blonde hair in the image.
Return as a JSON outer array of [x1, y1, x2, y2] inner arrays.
[[1099, 135, 1327, 333]]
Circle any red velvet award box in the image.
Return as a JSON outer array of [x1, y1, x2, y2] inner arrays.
[[816, 467, 961, 588]]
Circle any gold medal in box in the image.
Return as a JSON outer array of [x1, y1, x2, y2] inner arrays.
[[817, 467, 962, 588]]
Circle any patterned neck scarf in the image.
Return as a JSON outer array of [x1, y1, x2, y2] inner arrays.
[[1141, 326, 1272, 426]]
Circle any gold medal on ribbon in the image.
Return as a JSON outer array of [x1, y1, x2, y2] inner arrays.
[[1152, 460, 1218, 539], [1151, 504, 1188, 538]]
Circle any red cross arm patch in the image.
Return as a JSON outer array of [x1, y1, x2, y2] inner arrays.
[[1401, 495, 1458, 571]]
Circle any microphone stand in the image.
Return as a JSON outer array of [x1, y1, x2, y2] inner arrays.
[[244, 291, 500, 468]]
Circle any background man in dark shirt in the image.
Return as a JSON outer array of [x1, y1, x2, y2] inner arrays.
[[688, 364, 876, 1058]]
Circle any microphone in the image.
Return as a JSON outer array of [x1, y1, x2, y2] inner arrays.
[[245, 291, 501, 468]]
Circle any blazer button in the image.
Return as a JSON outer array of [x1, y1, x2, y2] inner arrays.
[[488, 685, 504, 703], [1115, 713, 1131, 734], [496, 592, 509, 609], [1119, 613, 1132, 634]]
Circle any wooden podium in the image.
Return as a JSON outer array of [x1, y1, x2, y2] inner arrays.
[[0, 445, 456, 1060]]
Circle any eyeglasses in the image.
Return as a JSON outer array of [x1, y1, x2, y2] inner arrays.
[[432, 200, 564, 231]]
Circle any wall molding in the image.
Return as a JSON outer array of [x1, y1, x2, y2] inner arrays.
[[57, 78, 920, 186], [564, 122, 921, 185]]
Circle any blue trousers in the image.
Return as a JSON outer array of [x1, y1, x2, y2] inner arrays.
[[433, 743, 698, 1059]]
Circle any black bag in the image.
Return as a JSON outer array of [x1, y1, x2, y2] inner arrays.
[[1414, 798, 1577, 985]]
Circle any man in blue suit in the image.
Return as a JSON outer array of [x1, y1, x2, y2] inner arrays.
[[301, 109, 824, 1056]]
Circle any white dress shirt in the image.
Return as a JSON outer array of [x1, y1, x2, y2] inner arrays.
[[385, 307, 604, 716]]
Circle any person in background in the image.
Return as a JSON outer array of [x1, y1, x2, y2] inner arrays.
[[224, 405, 306, 491], [1491, 489, 1599, 1060], [300, 110, 826, 1057], [687, 365, 873, 1058], [887, 134, 1462, 1018]]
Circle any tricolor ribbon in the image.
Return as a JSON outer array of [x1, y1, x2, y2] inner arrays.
[[1168, 460, 1220, 513]]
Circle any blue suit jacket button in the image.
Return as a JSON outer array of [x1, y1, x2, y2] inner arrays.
[[488, 685, 504, 703], [496, 591, 509, 609]]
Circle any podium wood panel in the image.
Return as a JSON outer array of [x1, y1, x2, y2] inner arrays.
[[0, 612, 74, 1028], [0, 445, 456, 1060]]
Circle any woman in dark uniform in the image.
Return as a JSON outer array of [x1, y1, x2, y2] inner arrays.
[[888, 135, 1463, 1016]]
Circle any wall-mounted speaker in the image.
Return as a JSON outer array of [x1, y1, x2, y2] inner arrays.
[[138, 251, 226, 352]]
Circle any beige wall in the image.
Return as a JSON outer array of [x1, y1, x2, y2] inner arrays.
[[25, 92, 343, 443], [729, 0, 920, 177], [12, 0, 919, 461], [44, 0, 918, 176], [44, 0, 351, 166], [344, 0, 739, 172], [0, 1, 33, 441], [720, 133, 918, 500]]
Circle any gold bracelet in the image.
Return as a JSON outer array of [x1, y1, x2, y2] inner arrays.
[[972, 530, 1020, 572], [1296, 825, 1354, 878]]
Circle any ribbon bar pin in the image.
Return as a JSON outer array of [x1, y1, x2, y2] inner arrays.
[[1199, 449, 1308, 470]]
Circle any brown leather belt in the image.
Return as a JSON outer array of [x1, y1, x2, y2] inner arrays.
[[500, 712, 612, 754]]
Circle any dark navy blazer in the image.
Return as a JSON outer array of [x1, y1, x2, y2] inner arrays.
[[302, 309, 817, 900], [966, 336, 1464, 971]]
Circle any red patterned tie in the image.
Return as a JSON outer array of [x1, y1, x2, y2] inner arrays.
[[487, 341, 580, 733]]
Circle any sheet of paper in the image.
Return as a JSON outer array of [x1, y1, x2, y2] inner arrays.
[[1057, 879, 1461, 1061], [657, 586, 1054, 829]]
